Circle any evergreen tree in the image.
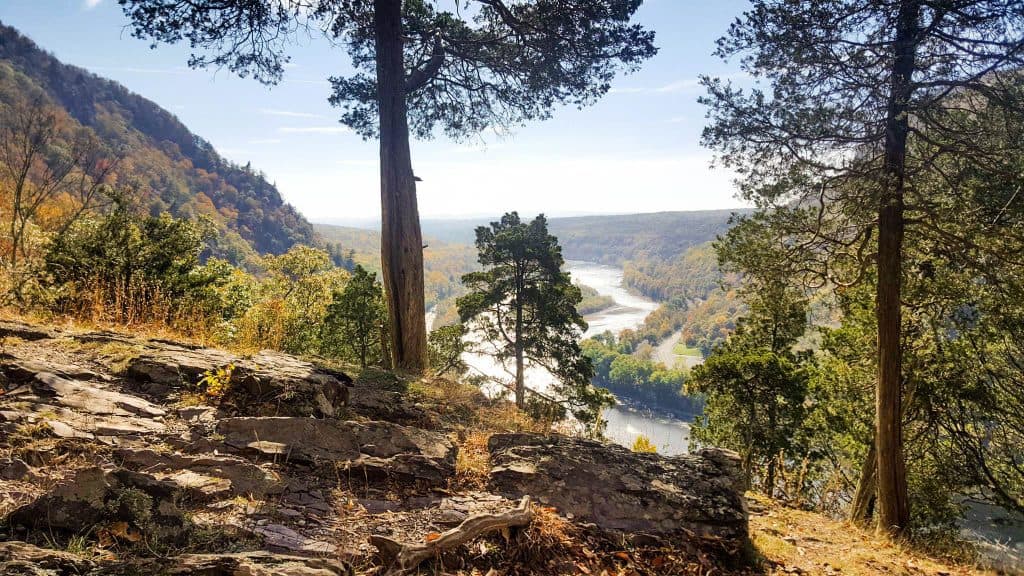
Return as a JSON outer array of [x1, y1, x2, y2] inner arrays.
[[691, 282, 811, 493], [118, 0, 657, 373], [458, 212, 612, 425], [700, 0, 1024, 535], [427, 324, 468, 377], [322, 265, 387, 368]]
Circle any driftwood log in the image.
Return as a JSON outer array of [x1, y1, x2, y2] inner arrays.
[[370, 496, 532, 575]]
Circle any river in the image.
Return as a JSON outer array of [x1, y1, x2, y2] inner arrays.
[[460, 260, 695, 456]]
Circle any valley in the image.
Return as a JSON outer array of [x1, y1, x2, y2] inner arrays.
[[2, 2, 1023, 575]]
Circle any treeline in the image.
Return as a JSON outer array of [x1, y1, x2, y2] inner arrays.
[[35, 205, 393, 367], [622, 242, 728, 303], [0, 23, 316, 261], [0, 77, 394, 368], [576, 284, 615, 315], [582, 332, 702, 418], [614, 242, 745, 355], [549, 210, 739, 265], [315, 223, 480, 322]]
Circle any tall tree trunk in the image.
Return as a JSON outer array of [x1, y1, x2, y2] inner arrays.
[[875, 0, 918, 537], [850, 440, 878, 525], [374, 0, 427, 372], [766, 400, 778, 496], [514, 304, 525, 409]]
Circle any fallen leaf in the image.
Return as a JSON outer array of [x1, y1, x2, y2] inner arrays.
[[425, 532, 441, 543], [108, 521, 142, 542], [613, 551, 630, 562]]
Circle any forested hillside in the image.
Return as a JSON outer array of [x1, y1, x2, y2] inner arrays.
[[549, 209, 742, 265], [0, 22, 315, 261], [315, 223, 479, 319]]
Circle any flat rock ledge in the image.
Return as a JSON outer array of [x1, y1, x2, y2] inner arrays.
[[216, 416, 457, 484], [488, 433, 749, 553], [0, 541, 353, 576]]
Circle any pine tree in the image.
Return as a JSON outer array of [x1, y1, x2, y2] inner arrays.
[[458, 212, 612, 425], [700, 0, 1024, 535]]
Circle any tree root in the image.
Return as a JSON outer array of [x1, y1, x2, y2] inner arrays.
[[370, 496, 533, 575]]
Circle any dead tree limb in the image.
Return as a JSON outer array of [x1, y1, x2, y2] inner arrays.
[[370, 496, 532, 575]]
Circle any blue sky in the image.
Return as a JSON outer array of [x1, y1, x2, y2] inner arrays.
[[0, 0, 754, 222]]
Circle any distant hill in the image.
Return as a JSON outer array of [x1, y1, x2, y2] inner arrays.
[[548, 210, 746, 265], [315, 223, 479, 315], [411, 210, 746, 265], [0, 22, 316, 261]]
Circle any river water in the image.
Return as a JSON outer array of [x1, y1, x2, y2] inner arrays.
[[460, 260, 694, 456]]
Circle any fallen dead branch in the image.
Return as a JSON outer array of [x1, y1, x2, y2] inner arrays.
[[370, 496, 533, 575]]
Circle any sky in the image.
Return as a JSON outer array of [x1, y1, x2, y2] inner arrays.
[[0, 0, 755, 222]]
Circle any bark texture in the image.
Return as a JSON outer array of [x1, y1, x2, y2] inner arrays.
[[875, 0, 919, 536], [375, 0, 427, 372]]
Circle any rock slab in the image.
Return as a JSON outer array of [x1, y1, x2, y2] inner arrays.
[[0, 541, 352, 576], [488, 433, 749, 550], [216, 417, 457, 484], [8, 467, 190, 542]]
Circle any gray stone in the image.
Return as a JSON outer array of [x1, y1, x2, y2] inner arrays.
[[129, 551, 353, 576], [0, 541, 94, 575], [0, 458, 36, 481], [114, 448, 285, 498], [488, 433, 749, 551], [252, 523, 336, 554], [8, 467, 190, 542], [216, 417, 456, 484], [0, 320, 56, 341], [124, 345, 351, 418], [29, 372, 166, 418]]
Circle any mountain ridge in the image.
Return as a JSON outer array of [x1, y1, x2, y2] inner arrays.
[[0, 21, 316, 260]]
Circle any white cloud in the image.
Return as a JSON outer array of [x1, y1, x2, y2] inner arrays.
[[610, 73, 750, 96], [83, 0, 102, 9], [248, 138, 283, 145], [655, 78, 702, 93], [259, 108, 328, 119], [87, 65, 193, 75], [279, 126, 350, 135], [606, 78, 701, 95]]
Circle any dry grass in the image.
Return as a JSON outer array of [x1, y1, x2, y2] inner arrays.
[[748, 493, 992, 576], [454, 431, 492, 490]]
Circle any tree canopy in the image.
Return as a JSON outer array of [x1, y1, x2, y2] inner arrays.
[[458, 212, 611, 425], [700, 0, 1024, 536]]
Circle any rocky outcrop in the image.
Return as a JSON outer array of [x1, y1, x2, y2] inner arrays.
[[488, 433, 749, 551], [8, 467, 190, 542], [0, 541, 95, 575], [114, 448, 286, 499], [216, 417, 457, 484], [125, 345, 351, 418], [0, 541, 353, 576]]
